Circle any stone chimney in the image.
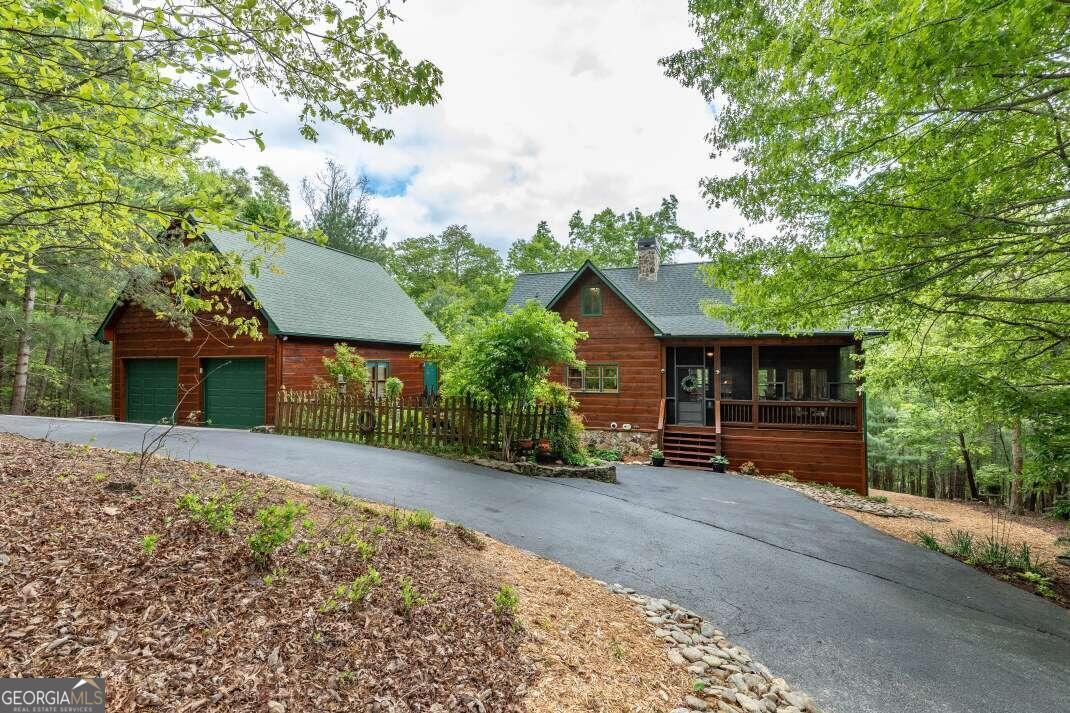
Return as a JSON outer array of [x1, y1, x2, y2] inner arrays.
[[637, 236, 659, 282]]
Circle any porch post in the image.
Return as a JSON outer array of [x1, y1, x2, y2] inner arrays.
[[713, 344, 722, 435], [854, 339, 863, 432], [751, 344, 759, 426]]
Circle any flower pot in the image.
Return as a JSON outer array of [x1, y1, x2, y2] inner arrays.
[[711, 463, 726, 473], [517, 438, 534, 450], [651, 456, 665, 467]]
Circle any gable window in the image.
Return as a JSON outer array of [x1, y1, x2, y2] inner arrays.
[[580, 286, 603, 316], [565, 364, 619, 393], [366, 360, 389, 398]]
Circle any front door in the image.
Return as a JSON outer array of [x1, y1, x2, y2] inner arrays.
[[676, 366, 706, 425]]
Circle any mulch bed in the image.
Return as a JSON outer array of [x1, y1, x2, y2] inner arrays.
[[0, 434, 534, 711]]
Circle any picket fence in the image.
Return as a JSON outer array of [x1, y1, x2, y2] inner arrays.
[[275, 389, 553, 454]]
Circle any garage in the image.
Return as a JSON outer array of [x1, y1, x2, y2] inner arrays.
[[202, 358, 266, 428], [124, 358, 178, 424]]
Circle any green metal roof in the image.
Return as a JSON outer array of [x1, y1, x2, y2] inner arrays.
[[507, 262, 878, 338], [97, 230, 445, 346]]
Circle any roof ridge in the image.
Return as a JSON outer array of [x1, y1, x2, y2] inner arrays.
[[515, 260, 715, 278], [211, 228, 385, 268]]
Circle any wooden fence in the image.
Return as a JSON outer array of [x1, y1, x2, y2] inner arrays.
[[275, 389, 553, 454]]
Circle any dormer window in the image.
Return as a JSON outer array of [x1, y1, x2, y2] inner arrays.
[[581, 286, 602, 316]]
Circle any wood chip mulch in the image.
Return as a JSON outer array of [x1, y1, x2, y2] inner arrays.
[[0, 434, 535, 712]]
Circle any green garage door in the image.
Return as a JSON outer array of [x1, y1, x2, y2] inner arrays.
[[202, 358, 265, 428], [125, 359, 178, 424]]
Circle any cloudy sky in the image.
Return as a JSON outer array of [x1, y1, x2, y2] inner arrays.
[[203, 0, 743, 255]]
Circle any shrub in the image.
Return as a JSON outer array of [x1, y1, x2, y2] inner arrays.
[[398, 576, 427, 613], [248, 501, 307, 565], [537, 381, 586, 463], [590, 448, 621, 462], [768, 472, 795, 481], [355, 538, 376, 562], [1018, 570, 1057, 599], [650, 448, 663, 460], [976, 535, 1012, 568], [493, 585, 519, 616], [975, 463, 1009, 494], [384, 376, 404, 401], [322, 567, 382, 612], [1047, 497, 1070, 521], [322, 343, 368, 393], [140, 534, 160, 556], [177, 486, 241, 533], [865, 495, 888, 504], [916, 531, 943, 552], [408, 509, 434, 531], [738, 461, 759, 475], [1010, 542, 1046, 574], [945, 529, 975, 558], [709, 455, 730, 466]]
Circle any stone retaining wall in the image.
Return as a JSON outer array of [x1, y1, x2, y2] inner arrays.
[[581, 428, 656, 459], [463, 457, 617, 483]]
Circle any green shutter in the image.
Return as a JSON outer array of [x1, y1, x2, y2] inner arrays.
[[125, 359, 178, 424], [202, 358, 266, 429]]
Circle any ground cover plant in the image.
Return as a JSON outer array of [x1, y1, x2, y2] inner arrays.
[[0, 434, 533, 710]]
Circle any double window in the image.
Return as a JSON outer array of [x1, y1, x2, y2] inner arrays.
[[566, 364, 619, 393], [366, 360, 389, 398], [580, 286, 602, 316]]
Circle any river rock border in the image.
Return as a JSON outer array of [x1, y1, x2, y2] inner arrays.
[[755, 476, 947, 522], [462, 456, 617, 483], [604, 583, 824, 713]]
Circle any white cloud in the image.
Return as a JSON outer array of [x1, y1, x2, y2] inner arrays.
[[200, 0, 746, 257]]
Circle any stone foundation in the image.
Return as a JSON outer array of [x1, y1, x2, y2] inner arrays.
[[463, 457, 617, 484], [581, 429, 657, 460]]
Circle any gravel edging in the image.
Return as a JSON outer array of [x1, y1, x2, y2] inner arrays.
[[753, 476, 947, 522], [603, 582, 824, 713]]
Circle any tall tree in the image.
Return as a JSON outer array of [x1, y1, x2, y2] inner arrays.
[[508, 196, 697, 273], [0, 0, 441, 338], [392, 225, 510, 335], [663, 0, 1070, 500], [302, 160, 391, 262], [507, 221, 575, 274]]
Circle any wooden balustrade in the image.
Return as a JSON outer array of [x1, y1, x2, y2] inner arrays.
[[718, 400, 857, 429]]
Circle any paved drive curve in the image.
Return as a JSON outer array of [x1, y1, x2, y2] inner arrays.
[[2, 416, 1068, 713]]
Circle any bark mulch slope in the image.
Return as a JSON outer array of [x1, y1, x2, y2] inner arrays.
[[0, 434, 534, 712]]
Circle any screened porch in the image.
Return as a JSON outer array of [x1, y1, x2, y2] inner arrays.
[[664, 343, 861, 430]]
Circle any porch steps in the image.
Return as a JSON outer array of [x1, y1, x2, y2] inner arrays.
[[662, 426, 720, 467]]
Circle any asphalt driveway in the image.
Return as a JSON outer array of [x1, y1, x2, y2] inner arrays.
[[2, 415, 1068, 713]]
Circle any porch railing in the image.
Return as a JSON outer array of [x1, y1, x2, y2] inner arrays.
[[719, 400, 857, 429]]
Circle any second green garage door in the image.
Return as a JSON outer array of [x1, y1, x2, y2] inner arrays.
[[202, 358, 266, 428]]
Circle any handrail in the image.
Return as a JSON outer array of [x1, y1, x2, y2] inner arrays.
[[656, 397, 666, 450]]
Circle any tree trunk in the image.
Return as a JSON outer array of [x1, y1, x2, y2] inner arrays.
[[35, 290, 66, 410], [956, 431, 980, 500], [1009, 421, 1024, 515], [10, 279, 36, 415]]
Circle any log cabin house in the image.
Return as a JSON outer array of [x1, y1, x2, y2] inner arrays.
[[507, 237, 878, 494], [95, 230, 444, 429]]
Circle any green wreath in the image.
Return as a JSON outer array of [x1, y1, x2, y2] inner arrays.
[[680, 374, 703, 394]]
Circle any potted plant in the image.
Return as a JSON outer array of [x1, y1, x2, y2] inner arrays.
[[709, 455, 730, 473], [650, 448, 665, 467], [517, 437, 534, 451]]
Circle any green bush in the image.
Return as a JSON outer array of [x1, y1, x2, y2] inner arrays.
[[915, 531, 943, 552], [177, 486, 241, 533], [398, 576, 427, 613], [590, 448, 621, 462], [407, 509, 434, 531], [944, 529, 974, 558], [248, 501, 307, 565], [976, 535, 1012, 568], [140, 533, 160, 556], [384, 376, 404, 401], [865, 495, 888, 504], [322, 343, 368, 393], [1047, 497, 1070, 521], [975, 463, 1009, 493], [493, 585, 519, 616], [537, 381, 586, 463], [322, 567, 382, 612]]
